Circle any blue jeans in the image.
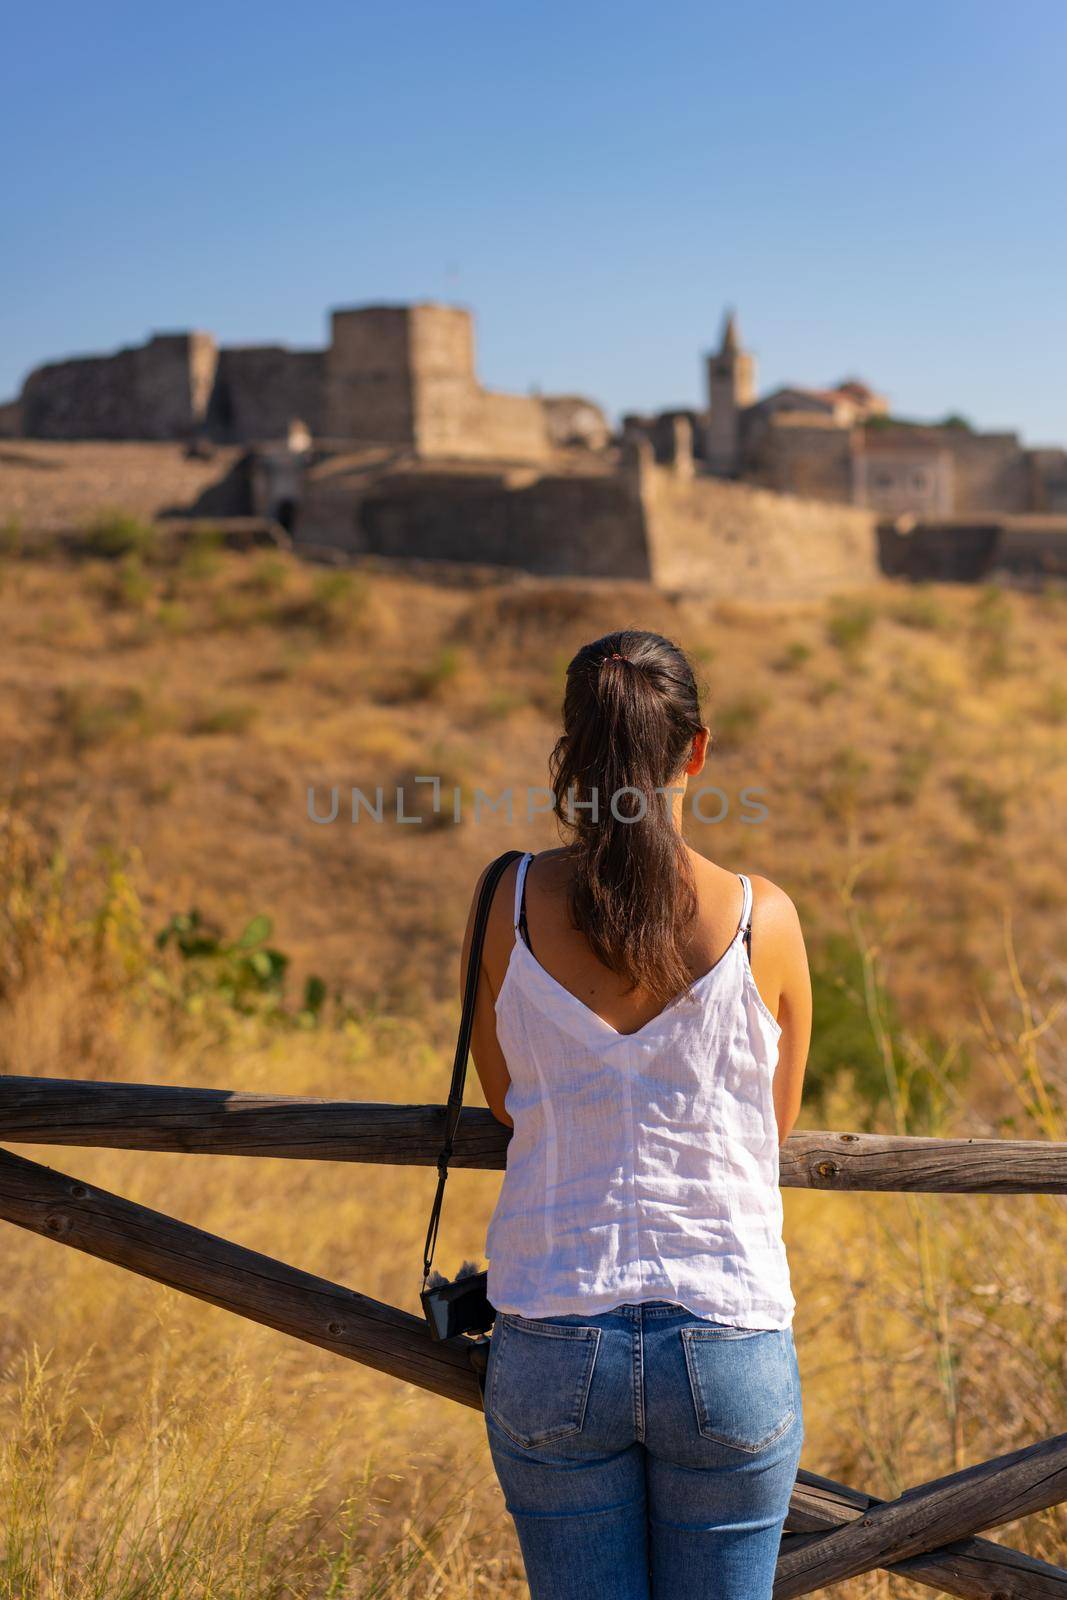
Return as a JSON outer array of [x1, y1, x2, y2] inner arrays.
[[482, 1300, 803, 1600]]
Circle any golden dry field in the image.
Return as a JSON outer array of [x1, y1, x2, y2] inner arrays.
[[0, 525, 1065, 1595]]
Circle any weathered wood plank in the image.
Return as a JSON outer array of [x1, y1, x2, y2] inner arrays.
[[2, 1077, 1066, 1192], [0, 1145, 483, 1408], [786, 1467, 1067, 1596], [775, 1433, 1067, 1594]]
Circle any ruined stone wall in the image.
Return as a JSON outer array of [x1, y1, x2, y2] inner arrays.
[[542, 395, 611, 451], [324, 307, 416, 446], [1028, 449, 1067, 513], [446, 390, 550, 461], [14, 302, 550, 459], [21, 333, 219, 441], [994, 519, 1067, 577], [876, 521, 1000, 581], [297, 448, 880, 597], [644, 467, 878, 598], [745, 414, 856, 503], [942, 430, 1029, 513], [408, 304, 549, 461], [877, 515, 1067, 581], [298, 460, 649, 578], [855, 425, 1029, 514], [854, 445, 955, 517], [210, 348, 326, 442], [0, 441, 248, 534]]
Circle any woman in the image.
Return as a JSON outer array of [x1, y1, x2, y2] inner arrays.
[[460, 628, 811, 1600]]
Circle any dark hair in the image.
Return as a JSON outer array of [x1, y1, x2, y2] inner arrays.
[[548, 628, 706, 1006]]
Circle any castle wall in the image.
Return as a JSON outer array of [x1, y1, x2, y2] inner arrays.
[[210, 347, 326, 441], [943, 430, 1029, 513], [444, 389, 551, 461], [877, 515, 1067, 581], [1028, 449, 1067, 512], [745, 414, 856, 503], [0, 440, 248, 534], [298, 461, 649, 577], [853, 425, 1028, 514], [542, 395, 611, 451], [21, 333, 219, 441], [625, 410, 704, 467], [876, 521, 1001, 581], [321, 302, 549, 460], [409, 305, 549, 460], [643, 467, 878, 598], [324, 307, 415, 446], [853, 445, 955, 517]]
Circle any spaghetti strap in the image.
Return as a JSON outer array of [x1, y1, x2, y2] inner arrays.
[[737, 874, 753, 954], [513, 852, 534, 941]]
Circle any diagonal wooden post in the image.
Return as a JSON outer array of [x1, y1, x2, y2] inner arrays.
[[784, 1468, 1067, 1595], [774, 1435, 1067, 1595], [0, 1145, 481, 1407]]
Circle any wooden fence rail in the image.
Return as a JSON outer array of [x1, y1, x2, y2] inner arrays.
[[3, 1073, 1067, 1192], [1, 1073, 1065, 1597]]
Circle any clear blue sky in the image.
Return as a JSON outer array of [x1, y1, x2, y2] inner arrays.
[[3, 1, 1065, 442]]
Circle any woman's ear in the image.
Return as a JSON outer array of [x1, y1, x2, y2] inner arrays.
[[684, 726, 711, 777]]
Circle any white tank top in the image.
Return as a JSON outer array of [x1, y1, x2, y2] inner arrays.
[[485, 851, 796, 1329]]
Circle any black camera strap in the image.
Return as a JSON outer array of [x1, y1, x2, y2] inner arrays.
[[421, 848, 524, 1293]]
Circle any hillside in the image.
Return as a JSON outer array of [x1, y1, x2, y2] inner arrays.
[[3, 540, 1066, 1105], [1, 538, 1065, 1590]]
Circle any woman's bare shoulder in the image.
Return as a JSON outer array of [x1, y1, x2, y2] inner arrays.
[[746, 874, 805, 941]]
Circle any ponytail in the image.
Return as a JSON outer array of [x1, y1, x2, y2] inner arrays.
[[548, 629, 706, 1005]]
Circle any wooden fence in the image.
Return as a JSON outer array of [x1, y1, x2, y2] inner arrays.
[[1, 1072, 1065, 1597]]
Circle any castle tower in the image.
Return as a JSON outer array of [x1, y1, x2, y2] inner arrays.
[[705, 309, 756, 476]]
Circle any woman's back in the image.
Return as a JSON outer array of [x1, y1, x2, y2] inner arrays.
[[482, 848, 796, 1329]]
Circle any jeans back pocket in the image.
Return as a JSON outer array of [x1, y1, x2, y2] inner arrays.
[[487, 1314, 601, 1450], [681, 1324, 797, 1453]]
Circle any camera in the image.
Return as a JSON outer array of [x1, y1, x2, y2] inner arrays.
[[421, 1260, 496, 1342]]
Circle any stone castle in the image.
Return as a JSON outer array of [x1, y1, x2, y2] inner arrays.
[[3, 302, 1066, 588], [0, 304, 606, 461], [624, 311, 1067, 519]]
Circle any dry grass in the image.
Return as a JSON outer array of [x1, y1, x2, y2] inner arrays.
[[1, 546, 1066, 1594]]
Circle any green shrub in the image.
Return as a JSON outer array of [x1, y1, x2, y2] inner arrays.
[[157, 600, 192, 635], [826, 597, 876, 657], [83, 510, 158, 560], [154, 910, 327, 1026], [406, 646, 463, 702], [108, 553, 154, 611], [806, 932, 958, 1129], [179, 524, 225, 581], [278, 569, 368, 634], [188, 700, 259, 736], [969, 583, 1013, 679], [772, 640, 812, 672], [54, 683, 148, 751], [891, 587, 949, 632], [711, 691, 769, 752], [821, 744, 872, 822], [0, 514, 23, 557], [246, 555, 291, 596]]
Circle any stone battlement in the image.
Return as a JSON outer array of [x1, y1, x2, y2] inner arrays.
[[6, 303, 557, 466]]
